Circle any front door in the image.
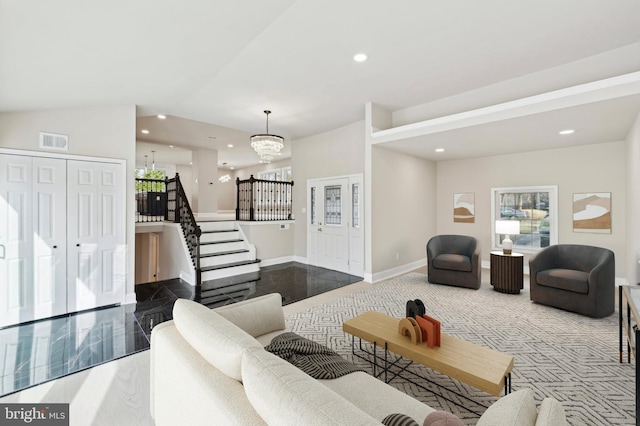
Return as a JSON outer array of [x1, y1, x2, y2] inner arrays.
[[307, 175, 363, 276]]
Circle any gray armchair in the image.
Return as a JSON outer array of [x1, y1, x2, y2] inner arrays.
[[426, 235, 481, 289], [529, 244, 614, 318]]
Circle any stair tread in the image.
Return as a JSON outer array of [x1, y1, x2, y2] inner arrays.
[[200, 239, 243, 245], [201, 259, 261, 272], [201, 229, 238, 234], [200, 249, 249, 258]]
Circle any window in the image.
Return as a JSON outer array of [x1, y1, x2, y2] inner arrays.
[[310, 187, 316, 225], [352, 183, 360, 228], [491, 185, 557, 253], [257, 170, 280, 181], [324, 185, 342, 225]]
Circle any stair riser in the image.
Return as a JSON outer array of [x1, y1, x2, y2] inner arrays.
[[200, 241, 245, 254], [198, 221, 236, 232], [200, 252, 253, 268], [200, 231, 240, 243], [201, 263, 260, 281]]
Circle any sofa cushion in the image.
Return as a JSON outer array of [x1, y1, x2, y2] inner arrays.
[[535, 398, 567, 426], [432, 254, 472, 272], [172, 299, 262, 381], [215, 293, 286, 338], [242, 347, 380, 425], [476, 389, 537, 426], [320, 371, 434, 422], [537, 269, 589, 294]]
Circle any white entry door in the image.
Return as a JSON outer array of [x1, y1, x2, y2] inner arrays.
[[0, 155, 67, 326], [67, 160, 125, 312], [307, 175, 363, 276]]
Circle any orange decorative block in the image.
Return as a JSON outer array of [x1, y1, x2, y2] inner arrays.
[[423, 314, 441, 347]]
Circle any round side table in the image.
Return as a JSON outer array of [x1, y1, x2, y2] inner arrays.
[[490, 251, 524, 294]]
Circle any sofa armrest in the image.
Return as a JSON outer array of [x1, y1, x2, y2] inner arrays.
[[215, 293, 286, 338], [588, 251, 615, 297]]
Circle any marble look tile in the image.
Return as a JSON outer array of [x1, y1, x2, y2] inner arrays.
[[0, 262, 362, 397]]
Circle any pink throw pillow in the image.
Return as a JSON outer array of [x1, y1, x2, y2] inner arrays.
[[423, 410, 464, 426]]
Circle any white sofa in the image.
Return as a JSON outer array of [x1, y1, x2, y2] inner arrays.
[[150, 293, 566, 426]]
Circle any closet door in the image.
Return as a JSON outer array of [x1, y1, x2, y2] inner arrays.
[[32, 157, 67, 320], [0, 155, 67, 327], [67, 160, 125, 312]]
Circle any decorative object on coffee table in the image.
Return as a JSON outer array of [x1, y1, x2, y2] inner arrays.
[[398, 317, 422, 344], [406, 299, 426, 318]]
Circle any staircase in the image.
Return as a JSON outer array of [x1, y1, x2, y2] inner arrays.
[[197, 220, 261, 304]]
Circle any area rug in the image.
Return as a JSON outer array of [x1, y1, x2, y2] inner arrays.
[[285, 273, 634, 425]]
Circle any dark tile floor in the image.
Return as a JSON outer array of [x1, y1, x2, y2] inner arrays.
[[0, 262, 361, 397]]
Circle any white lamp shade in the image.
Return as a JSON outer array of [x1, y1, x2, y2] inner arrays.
[[495, 220, 520, 235]]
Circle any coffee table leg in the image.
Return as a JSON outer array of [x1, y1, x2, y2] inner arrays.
[[373, 341, 377, 378], [504, 373, 511, 394], [384, 342, 388, 383]]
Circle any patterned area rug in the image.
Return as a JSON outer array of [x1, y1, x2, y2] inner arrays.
[[285, 273, 634, 425]]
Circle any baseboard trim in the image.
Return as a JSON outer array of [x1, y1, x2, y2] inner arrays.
[[260, 256, 295, 267], [370, 258, 427, 284]]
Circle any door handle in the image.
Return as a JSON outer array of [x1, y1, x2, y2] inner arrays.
[[0, 244, 4, 260], [318, 227, 322, 232]]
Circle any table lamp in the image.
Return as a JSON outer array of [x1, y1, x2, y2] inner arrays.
[[496, 220, 520, 255]]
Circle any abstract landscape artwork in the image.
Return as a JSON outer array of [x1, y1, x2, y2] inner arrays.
[[453, 193, 475, 223], [573, 192, 611, 233]]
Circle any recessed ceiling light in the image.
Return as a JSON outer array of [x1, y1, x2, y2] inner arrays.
[[353, 53, 368, 62], [157, 114, 166, 120], [559, 129, 575, 135], [141, 129, 149, 134], [227, 144, 234, 148], [435, 148, 445, 152], [208, 136, 218, 140], [169, 145, 174, 148], [190, 162, 192, 165], [230, 166, 234, 170]]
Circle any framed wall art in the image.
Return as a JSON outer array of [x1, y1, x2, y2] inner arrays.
[[453, 193, 475, 223], [573, 192, 611, 233]]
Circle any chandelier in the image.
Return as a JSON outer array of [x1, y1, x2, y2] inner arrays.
[[250, 110, 284, 163]]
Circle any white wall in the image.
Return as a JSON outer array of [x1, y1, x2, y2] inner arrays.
[[192, 148, 218, 213], [0, 105, 137, 303], [436, 141, 627, 277], [239, 223, 294, 263], [291, 121, 365, 259], [371, 146, 437, 275], [626, 112, 640, 285]]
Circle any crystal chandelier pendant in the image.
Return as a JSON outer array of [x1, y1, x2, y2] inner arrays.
[[250, 110, 284, 163]]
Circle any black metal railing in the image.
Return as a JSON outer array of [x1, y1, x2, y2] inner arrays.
[[236, 175, 294, 221], [166, 173, 202, 285], [135, 178, 167, 223]]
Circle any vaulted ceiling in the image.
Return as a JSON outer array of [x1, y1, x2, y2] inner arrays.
[[1, 0, 639, 167]]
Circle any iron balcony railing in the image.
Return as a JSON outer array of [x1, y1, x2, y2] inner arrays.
[[236, 175, 294, 221]]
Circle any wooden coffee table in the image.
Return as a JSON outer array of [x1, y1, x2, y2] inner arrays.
[[343, 311, 514, 401]]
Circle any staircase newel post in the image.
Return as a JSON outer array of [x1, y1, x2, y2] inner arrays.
[[249, 175, 255, 222], [164, 175, 170, 221], [174, 173, 181, 224], [195, 227, 201, 286], [236, 177, 240, 220]]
